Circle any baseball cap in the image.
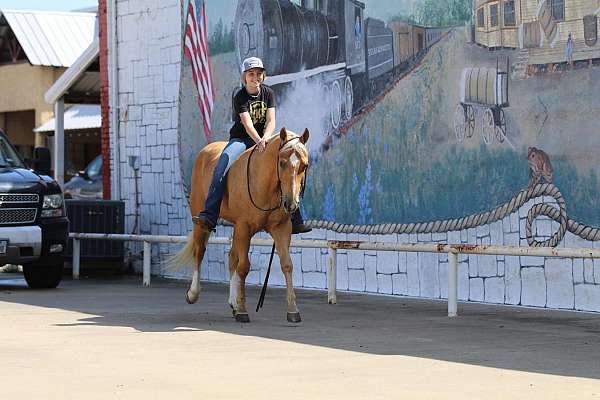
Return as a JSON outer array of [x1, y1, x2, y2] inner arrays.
[[241, 57, 265, 73]]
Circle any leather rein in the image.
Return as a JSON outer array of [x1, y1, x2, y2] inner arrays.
[[246, 136, 308, 212]]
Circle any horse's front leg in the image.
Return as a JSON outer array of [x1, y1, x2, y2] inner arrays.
[[231, 225, 252, 323], [271, 223, 301, 323]]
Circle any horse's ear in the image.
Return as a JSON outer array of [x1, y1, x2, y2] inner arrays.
[[300, 128, 310, 144], [279, 127, 288, 142]]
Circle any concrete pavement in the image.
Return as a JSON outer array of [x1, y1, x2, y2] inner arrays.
[[1, 272, 599, 399]]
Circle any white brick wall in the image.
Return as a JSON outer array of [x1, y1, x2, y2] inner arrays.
[[113, 0, 193, 262], [111, 0, 600, 314], [158, 207, 600, 313]]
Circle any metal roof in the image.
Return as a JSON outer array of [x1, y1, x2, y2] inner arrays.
[[34, 104, 100, 133], [0, 9, 96, 67], [45, 39, 100, 104]]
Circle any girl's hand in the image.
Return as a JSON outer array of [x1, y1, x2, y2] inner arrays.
[[257, 137, 267, 152]]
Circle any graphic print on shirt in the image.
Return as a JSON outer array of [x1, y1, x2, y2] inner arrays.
[[249, 101, 267, 124]]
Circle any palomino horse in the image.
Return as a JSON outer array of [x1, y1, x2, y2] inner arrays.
[[171, 127, 310, 323]]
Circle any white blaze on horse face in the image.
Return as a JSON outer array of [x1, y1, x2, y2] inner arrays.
[[289, 152, 299, 168], [289, 152, 299, 201], [229, 272, 241, 308]]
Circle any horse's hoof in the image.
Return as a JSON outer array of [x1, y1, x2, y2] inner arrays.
[[235, 313, 250, 323], [287, 312, 302, 323], [185, 291, 195, 304]]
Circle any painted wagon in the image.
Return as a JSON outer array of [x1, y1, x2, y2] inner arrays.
[[454, 58, 510, 145]]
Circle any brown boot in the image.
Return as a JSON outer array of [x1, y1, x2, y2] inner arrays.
[[292, 223, 312, 234], [192, 215, 216, 231]]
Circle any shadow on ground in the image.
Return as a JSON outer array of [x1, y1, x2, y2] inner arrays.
[[1, 272, 599, 380]]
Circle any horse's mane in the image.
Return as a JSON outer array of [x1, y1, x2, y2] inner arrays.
[[267, 131, 308, 158]]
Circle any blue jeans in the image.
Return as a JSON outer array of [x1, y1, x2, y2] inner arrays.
[[196, 137, 306, 228], [197, 137, 254, 226]]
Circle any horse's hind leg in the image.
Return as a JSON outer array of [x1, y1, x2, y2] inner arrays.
[[230, 225, 252, 322], [271, 224, 301, 323], [185, 223, 212, 304]]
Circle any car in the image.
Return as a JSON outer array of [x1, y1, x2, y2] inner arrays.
[[0, 129, 69, 288], [64, 154, 103, 200]]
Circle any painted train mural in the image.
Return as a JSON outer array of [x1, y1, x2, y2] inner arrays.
[[179, 0, 600, 246], [234, 0, 446, 135]]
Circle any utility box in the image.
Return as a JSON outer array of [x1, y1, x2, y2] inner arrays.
[[65, 200, 125, 262]]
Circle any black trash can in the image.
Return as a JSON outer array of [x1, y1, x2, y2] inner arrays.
[[65, 200, 125, 263]]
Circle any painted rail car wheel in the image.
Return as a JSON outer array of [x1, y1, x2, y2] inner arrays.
[[482, 108, 495, 145], [330, 80, 342, 130], [344, 76, 353, 121]]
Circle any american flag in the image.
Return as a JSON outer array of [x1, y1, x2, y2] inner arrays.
[[183, 0, 215, 142]]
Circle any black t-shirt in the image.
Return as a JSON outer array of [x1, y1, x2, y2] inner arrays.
[[229, 85, 276, 140]]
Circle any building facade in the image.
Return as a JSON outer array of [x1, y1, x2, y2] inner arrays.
[[107, 0, 600, 313], [0, 10, 96, 160]]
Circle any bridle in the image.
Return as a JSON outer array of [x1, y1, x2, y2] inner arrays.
[[246, 136, 309, 212]]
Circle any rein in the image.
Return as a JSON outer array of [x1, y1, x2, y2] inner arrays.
[[246, 136, 308, 212], [250, 135, 309, 313]]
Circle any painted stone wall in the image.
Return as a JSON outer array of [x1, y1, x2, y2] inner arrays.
[[111, 0, 600, 313]]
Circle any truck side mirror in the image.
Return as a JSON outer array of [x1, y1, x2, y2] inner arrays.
[[33, 147, 51, 176]]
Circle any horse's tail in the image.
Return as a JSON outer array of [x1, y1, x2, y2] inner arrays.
[[166, 231, 196, 272], [165, 226, 212, 273]]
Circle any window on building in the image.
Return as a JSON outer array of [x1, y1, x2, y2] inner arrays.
[[477, 8, 485, 28], [490, 4, 498, 27], [504, 0, 516, 26], [550, 0, 565, 21]]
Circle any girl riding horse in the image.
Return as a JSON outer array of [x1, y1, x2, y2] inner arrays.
[[192, 56, 310, 234]]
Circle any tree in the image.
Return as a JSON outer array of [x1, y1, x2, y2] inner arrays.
[[388, 12, 418, 25], [208, 18, 235, 55], [415, 0, 471, 27]]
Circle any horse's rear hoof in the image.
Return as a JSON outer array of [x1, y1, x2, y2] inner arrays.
[[185, 291, 196, 304], [235, 313, 250, 323], [287, 312, 302, 323]]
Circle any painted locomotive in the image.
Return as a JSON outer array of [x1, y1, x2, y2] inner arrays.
[[234, 0, 447, 133]]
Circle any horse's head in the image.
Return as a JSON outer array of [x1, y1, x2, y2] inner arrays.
[[277, 127, 309, 214]]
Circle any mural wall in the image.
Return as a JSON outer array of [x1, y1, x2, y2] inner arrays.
[[174, 0, 600, 311], [182, 0, 600, 235]]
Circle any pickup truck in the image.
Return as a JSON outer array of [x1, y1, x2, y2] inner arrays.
[[0, 129, 69, 288]]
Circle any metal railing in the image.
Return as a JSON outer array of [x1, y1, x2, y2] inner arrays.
[[69, 232, 600, 317]]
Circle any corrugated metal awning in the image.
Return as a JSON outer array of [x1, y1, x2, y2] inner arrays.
[[0, 9, 96, 67], [34, 104, 100, 133], [45, 39, 99, 104]]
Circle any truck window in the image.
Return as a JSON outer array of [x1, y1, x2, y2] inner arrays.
[[85, 155, 102, 179], [0, 135, 26, 168]]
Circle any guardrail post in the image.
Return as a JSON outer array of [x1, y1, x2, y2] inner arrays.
[[143, 241, 151, 287], [72, 238, 80, 280], [448, 251, 458, 317], [327, 246, 337, 304]]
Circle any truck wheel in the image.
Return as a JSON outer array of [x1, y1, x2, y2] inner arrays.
[[23, 263, 63, 289]]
